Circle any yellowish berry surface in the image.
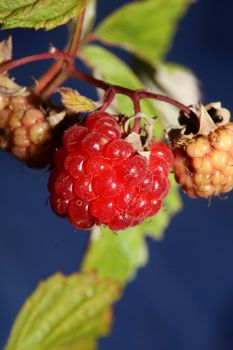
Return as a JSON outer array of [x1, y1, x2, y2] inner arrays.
[[173, 123, 233, 198], [0, 95, 51, 167]]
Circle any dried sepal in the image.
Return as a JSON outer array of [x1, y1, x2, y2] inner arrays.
[[0, 75, 28, 96], [124, 131, 143, 152], [123, 112, 155, 150], [0, 36, 12, 65], [168, 102, 231, 145], [191, 103, 217, 135], [205, 101, 231, 126], [47, 110, 66, 128]]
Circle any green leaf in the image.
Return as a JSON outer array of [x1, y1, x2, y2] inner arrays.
[[136, 61, 201, 128], [82, 226, 148, 284], [55, 339, 97, 350], [94, 0, 190, 65], [56, 338, 96, 350], [155, 63, 201, 104], [4, 272, 121, 350], [0, 0, 86, 30], [59, 87, 97, 113], [80, 44, 164, 137]]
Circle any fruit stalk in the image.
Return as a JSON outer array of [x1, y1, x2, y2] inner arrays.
[[0, 51, 73, 74], [67, 66, 197, 120], [98, 88, 116, 112], [0, 50, 198, 121], [35, 9, 86, 97]]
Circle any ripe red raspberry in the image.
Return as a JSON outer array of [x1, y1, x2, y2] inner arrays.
[[0, 94, 51, 167], [170, 103, 233, 198], [49, 111, 173, 231]]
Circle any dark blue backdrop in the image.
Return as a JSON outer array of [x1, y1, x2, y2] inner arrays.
[[1, 1, 233, 349]]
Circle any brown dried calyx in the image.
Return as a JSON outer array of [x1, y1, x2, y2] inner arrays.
[[123, 112, 155, 155], [0, 76, 54, 168], [168, 103, 233, 198]]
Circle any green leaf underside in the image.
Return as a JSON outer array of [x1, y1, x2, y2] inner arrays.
[[94, 0, 190, 65], [56, 338, 96, 350], [59, 87, 96, 113], [80, 44, 164, 137], [82, 226, 148, 284], [4, 272, 120, 350], [0, 0, 86, 30], [136, 61, 201, 128]]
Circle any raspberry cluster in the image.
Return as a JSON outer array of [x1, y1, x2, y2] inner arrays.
[[0, 94, 51, 167], [173, 123, 233, 198], [49, 112, 173, 231]]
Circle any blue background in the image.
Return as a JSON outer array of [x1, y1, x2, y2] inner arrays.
[[1, 0, 233, 349]]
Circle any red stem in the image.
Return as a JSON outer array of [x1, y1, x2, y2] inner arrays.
[[67, 9, 86, 56], [98, 88, 115, 111], [34, 59, 63, 95], [131, 92, 141, 133], [35, 10, 86, 96], [0, 51, 73, 75], [0, 50, 198, 122], [67, 67, 197, 119], [137, 91, 192, 115]]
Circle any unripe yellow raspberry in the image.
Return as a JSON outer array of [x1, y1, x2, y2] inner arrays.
[[0, 94, 51, 168], [169, 103, 233, 198]]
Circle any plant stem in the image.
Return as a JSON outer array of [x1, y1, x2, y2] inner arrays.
[[35, 10, 86, 98], [68, 67, 198, 120], [0, 51, 73, 75], [98, 88, 115, 111], [131, 92, 141, 132], [34, 60, 63, 95], [67, 9, 86, 56], [40, 70, 69, 98], [0, 49, 198, 122]]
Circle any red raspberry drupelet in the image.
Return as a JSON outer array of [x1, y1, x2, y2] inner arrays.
[[49, 111, 173, 231]]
